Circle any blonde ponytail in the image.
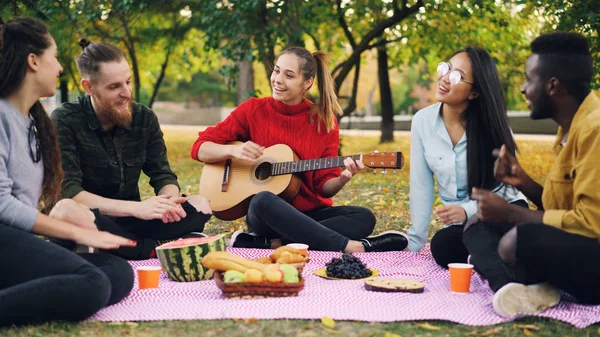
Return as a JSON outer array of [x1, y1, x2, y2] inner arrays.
[[312, 51, 342, 133]]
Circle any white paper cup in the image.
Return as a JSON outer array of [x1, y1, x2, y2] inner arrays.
[[286, 243, 309, 254]]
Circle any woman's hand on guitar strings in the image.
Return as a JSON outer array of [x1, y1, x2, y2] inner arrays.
[[233, 141, 265, 163]]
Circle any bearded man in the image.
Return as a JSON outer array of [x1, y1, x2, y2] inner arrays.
[[51, 40, 211, 260]]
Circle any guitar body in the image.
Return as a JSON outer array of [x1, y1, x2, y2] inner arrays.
[[199, 142, 302, 220]]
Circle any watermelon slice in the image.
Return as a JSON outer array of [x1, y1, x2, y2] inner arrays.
[[156, 234, 226, 282]]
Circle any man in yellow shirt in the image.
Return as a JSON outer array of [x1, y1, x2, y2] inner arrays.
[[464, 32, 600, 317]]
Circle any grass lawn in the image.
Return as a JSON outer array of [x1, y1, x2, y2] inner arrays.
[[3, 130, 598, 336]]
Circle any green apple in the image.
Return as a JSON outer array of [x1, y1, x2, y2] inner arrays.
[[279, 264, 299, 283], [223, 270, 245, 283]]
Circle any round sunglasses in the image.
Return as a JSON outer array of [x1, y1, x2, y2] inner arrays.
[[437, 62, 473, 86]]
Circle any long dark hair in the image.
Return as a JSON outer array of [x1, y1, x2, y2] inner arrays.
[[0, 16, 64, 213], [459, 47, 517, 192]]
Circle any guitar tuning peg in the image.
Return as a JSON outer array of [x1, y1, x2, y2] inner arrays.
[[393, 169, 397, 174], [382, 169, 387, 175], [373, 169, 377, 174]]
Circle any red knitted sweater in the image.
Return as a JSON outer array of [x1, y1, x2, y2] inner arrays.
[[191, 97, 341, 212]]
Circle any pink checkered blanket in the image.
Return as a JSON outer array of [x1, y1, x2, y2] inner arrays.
[[90, 247, 600, 328]]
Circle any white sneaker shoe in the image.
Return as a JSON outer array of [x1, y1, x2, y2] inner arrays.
[[492, 282, 561, 317]]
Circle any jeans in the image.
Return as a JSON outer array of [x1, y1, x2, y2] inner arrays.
[[246, 191, 376, 251], [0, 225, 133, 327], [58, 201, 211, 260]]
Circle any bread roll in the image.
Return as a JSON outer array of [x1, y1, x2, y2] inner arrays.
[[202, 251, 268, 273]]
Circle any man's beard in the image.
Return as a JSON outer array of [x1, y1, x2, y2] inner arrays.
[[96, 98, 133, 128], [530, 92, 553, 121]]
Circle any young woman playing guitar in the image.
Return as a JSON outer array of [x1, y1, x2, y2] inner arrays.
[[191, 47, 407, 252]]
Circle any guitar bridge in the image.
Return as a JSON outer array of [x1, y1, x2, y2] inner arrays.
[[221, 159, 231, 192]]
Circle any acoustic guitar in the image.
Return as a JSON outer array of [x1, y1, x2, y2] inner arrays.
[[199, 142, 404, 220]]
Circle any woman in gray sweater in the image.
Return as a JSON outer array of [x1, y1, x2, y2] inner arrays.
[[0, 16, 136, 326]]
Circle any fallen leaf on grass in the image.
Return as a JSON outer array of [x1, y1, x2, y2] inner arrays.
[[417, 323, 442, 330], [514, 324, 541, 331], [244, 318, 259, 324], [297, 332, 318, 337], [124, 322, 139, 328], [321, 316, 336, 329], [119, 328, 133, 335], [324, 327, 342, 334], [524, 328, 532, 336], [384, 332, 403, 337], [478, 327, 503, 336]]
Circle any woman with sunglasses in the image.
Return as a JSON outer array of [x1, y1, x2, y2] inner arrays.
[[0, 17, 136, 326], [405, 47, 527, 268]]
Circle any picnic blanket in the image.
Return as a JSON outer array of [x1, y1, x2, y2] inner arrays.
[[90, 247, 600, 328]]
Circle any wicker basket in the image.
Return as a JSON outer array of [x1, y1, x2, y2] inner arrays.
[[214, 272, 305, 298]]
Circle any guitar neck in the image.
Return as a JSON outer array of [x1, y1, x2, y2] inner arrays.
[[270, 154, 362, 176]]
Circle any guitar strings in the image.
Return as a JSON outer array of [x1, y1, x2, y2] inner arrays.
[[214, 155, 383, 176], [222, 167, 346, 174]]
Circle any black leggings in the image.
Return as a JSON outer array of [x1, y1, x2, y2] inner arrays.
[[0, 225, 133, 327], [56, 201, 211, 260], [430, 199, 529, 269], [246, 191, 376, 251], [464, 221, 600, 304]]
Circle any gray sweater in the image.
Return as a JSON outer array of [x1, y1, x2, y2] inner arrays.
[[0, 98, 43, 232]]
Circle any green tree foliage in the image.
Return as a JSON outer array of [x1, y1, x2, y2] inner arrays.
[[191, 0, 425, 118], [391, 0, 538, 111], [522, 0, 600, 89], [158, 71, 236, 107], [7, 0, 203, 107], [329, 0, 424, 116]]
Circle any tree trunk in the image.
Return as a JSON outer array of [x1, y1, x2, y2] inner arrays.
[[332, 0, 424, 118], [59, 76, 69, 103], [237, 58, 255, 105], [256, 0, 275, 86], [378, 44, 394, 143], [148, 47, 171, 109], [125, 41, 141, 103]]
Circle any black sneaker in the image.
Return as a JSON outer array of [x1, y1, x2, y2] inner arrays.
[[230, 230, 270, 249], [361, 231, 408, 252], [156, 232, 208, 247]]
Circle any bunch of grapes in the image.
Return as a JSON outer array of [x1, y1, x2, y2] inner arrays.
[[325, 253, 372, 279]]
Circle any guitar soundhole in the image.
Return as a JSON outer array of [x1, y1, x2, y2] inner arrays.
[[254, 162, 273, 180]]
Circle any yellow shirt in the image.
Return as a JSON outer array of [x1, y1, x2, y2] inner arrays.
[[542, 92, 600, 240]]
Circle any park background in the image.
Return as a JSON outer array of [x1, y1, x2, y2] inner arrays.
[[1, 0, 600, 336]]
